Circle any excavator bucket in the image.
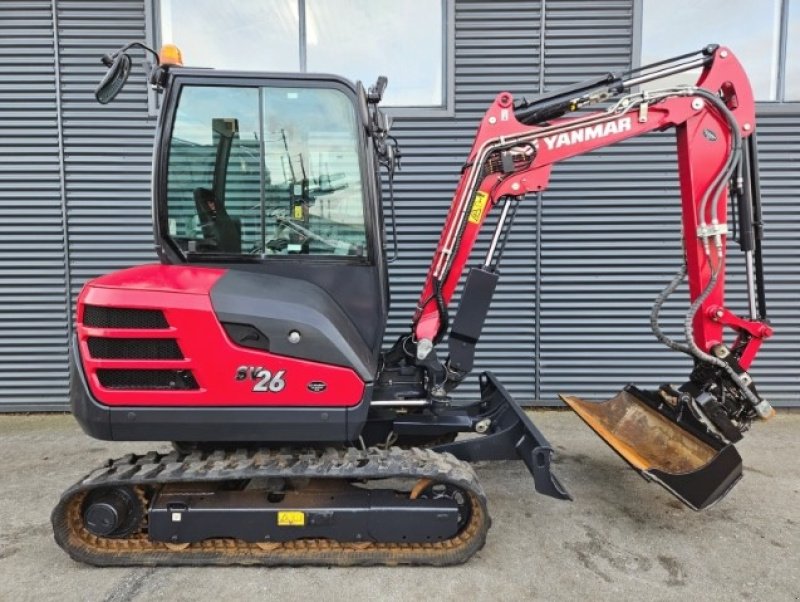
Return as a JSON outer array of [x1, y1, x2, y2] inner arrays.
[[560, 386, 742, 510]]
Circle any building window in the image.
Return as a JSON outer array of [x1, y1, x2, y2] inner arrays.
[[160, 1, 300, 72], [640, 0, 799, 102], [158, 0, 447, 108], [786, 0, 800, 100]]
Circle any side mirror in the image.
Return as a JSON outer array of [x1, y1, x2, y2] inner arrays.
[[367, 76, 388, 104], [95, 52, 132, 104]]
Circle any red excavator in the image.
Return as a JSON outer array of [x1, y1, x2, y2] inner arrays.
[[52, 42, 774, 566]]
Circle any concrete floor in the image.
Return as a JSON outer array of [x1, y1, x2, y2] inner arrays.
[[0, 412, 797, 602]]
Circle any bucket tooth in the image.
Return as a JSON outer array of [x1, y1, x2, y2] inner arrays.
[[560, 386, 742, 510]]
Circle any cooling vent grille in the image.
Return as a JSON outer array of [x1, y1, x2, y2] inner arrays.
[[87, 337, 183, 360], [96, 369, 199, 390], [83, 305, 169, 329]]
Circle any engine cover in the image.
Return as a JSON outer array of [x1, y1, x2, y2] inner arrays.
[[75, 264, 366, 409]]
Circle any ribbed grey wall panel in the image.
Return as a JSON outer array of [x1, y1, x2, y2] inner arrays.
[[1, 0, 797, 411], [539, 0, 666, 404], [0, 1, 70, 410], [750, 113, 800, 404], [57, 0, 157, 301], [385, 0, 542, 401]]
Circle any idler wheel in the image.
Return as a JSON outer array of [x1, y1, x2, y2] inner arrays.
[[82, 486, 142, 538]]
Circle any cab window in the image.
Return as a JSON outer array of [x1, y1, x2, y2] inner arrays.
[[165, 83, 368, 258]]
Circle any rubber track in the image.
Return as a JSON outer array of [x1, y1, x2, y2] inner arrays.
[[52, 446, 490, 566]]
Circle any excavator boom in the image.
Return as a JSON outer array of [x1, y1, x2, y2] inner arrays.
[[400, 45, 773, 509]]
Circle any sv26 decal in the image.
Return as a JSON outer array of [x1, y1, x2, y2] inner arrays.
[[235, 365, 286, 393]]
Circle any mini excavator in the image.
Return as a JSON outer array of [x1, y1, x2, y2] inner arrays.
[[52, 42, 774, 566]]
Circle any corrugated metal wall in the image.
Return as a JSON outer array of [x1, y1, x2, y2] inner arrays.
[[0, 0, 157, 411], [387, 0, 543, 400], [0, 1, 70, 410], [539, 0, 683, 400], [752, 113, 800, 402], [0, 0, 797, 410], [57, 1, 157, 296]]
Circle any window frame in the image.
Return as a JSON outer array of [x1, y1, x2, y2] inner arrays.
[[148, 0, 455, 117], [153, 71, 381, 266], [632, 0, 800, 109]]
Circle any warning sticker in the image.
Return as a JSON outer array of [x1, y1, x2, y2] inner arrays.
[[293, 205, 304, 220], [468, 191, 489, 224], [277, 511, 306, 527]]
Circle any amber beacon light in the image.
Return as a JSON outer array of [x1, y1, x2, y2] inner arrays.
[[159, 43, 183, 66]]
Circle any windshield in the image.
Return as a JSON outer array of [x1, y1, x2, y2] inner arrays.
[[165, 83, 368, 258]]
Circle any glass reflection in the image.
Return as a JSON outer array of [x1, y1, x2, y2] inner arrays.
[[160, 0, 300, 71], [785, 0, 800, 100], [641, 0, 782, 100], [305, 0, 444, 106], [166, 85, 367, 257]]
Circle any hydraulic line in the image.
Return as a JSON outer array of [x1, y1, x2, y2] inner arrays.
[[433, 278, 449, 344], [427, 89, 693, 335], [673, 90, 769, 416], [649, 264, 690, 354], [425, 83, 767, 415], [650, 87, 738, 357]]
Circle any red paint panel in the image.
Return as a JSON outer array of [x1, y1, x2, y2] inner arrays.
[[89, 264, 226, 294], [77, 265, 365, 408]]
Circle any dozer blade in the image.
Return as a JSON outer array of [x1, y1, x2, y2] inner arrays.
[[560, 386, 742, 510], [433, 372, 572, 502]]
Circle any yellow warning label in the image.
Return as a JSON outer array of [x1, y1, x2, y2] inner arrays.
[[277, 511, 306, 527], [468, 191, 489, 224], [293, 205, 304, 220]]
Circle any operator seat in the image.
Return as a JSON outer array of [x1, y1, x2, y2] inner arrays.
[[194, 187, 242, 253]]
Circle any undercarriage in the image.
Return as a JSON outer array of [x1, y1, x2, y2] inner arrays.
[[54, 448, 490, 566], [57, 368, 567, 566]]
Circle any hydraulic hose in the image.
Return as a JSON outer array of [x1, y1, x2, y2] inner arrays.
[[642, 86, 768, 415], [651, 87, 739, 355], [676, 90, 769, 415], [650, 264, 690, 353]]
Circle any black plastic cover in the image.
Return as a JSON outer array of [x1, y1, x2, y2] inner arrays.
[[211, 270, 378, 381]]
